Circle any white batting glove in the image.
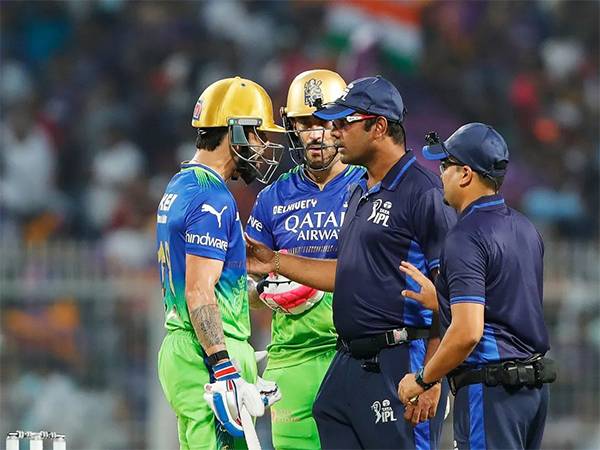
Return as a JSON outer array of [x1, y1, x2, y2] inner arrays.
[[204, 360, 281, 438], [256, 375, 281, 407], [204, 360, 264, 438], [257, 273, 324, 315], [230, 355, 281, 408], [255, 350, 268, 364]]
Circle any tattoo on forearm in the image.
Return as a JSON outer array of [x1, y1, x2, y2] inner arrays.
[[190, 304, 225, 349]]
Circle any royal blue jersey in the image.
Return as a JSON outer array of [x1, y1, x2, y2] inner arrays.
[[246, 164, 366, 367], [334, 151, 457, 340], [156, 162, 250, 340], [247, 165, 365, 257], [436, 194, 550, 365]]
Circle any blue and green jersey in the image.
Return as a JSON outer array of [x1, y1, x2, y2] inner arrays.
[[156, 162, 250, 341]]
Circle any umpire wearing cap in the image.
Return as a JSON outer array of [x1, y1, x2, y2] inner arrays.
[[398, 123, 557, 450], [246, 76, 456, 449]]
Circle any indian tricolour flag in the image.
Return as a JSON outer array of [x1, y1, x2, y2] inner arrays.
[[325, 0, 426, 73]]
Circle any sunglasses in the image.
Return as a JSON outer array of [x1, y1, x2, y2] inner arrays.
[[439, 158, 465, 174], [332, 114, 378, 130]]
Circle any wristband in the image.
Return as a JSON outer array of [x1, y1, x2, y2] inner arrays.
[[207, 350, 230, 367], [415, 366, 439, 391], [212, 359, 239, 381]]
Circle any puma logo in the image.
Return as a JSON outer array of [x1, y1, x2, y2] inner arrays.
[[201, 204, 228, 228]]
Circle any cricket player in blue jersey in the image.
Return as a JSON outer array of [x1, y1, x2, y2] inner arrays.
[[398, 123, 557, 449], [246, 69, 366, 450], [156, 76, 283, 450]]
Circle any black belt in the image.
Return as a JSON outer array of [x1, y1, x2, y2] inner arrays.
[[337, 327, 431, 360], [448, 356, 557, 395]]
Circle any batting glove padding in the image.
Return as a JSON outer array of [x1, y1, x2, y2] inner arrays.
[[257, 273, 324, 315], [256, 376, 282, 407], [204, 360, 281, 438]]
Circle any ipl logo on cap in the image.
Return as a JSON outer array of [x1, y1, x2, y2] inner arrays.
[[304, 79, 324, 108], [193, 98, 203, 120]]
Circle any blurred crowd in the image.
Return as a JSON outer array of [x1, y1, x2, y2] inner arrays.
[[1, 1, 598, 449], [1, 1, 598, 265]]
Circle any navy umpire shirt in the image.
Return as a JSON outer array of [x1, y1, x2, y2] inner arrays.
[[436, 194, 550, 365], [334, 151, 457, 340]]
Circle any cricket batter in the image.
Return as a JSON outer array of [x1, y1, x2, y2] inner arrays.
[[156, 77, 283, 450]]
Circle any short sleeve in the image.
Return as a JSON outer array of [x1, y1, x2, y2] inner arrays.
[[245, 190, 274, 249], [444, 230, 487, 305], [412, 188, 457, 271], [184, 193, 233, 261]]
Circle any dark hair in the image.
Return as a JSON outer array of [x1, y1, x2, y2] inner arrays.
[[195, 127, 228, 151], [363, 118, 405, 146], [479, 173, 505, 192]]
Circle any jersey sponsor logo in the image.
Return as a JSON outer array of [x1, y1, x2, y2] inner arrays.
[[367, 199, 392, 227], [158, 193, 178, 211], [201, 203, 228, 228], [304, 78, 324, 107], [186, 232, 228, 251], [284, 210, 345, 241], [371, 399, 397, 424], [272, 198, 318, 215], [247, 215, 263, 232]]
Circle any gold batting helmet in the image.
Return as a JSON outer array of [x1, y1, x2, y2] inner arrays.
[[282, 69, 346, 118], [282, 70, 346, 171], [191, 76, 284, 133], [191, 76, 284, 184]]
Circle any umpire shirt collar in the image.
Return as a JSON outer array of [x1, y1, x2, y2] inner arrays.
[[460, 193, 505, 220], [358, 150, 417, 195]]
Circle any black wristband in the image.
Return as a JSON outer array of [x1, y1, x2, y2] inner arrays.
[[207, 350, 229, 367], [415, 366, 439, 391]]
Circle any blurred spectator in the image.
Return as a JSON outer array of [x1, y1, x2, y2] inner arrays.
[[1, 1, 596, 241], [85, 122, 144, 231], [0, 99, 65, 224]]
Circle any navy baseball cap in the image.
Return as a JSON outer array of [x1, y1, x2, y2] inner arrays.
[[313, 75, 406, 123], [422, 123, 509, 177]]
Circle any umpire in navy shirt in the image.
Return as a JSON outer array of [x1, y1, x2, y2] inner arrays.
[[398, 123, 557, 450], [247, 76, 457, 449]]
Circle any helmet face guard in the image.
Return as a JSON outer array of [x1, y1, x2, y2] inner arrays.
[[282, 110, 338, 172], [228, 118, 284, 184]]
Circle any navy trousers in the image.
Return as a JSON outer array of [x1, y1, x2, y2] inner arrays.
[[453, 383, 548, 450], [313, 340, 448, 449]]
